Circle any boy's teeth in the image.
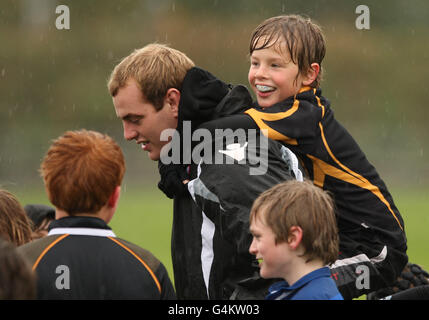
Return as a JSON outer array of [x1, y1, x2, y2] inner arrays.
[[256, 85, 275, 92]]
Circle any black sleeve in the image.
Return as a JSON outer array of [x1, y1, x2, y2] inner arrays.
[[155, 262, 177, 300], [198, 113, 259, 134]]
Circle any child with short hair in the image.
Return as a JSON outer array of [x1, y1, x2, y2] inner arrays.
[[19, 130, 176, 299], [245, 15, 407, 299], [249, 180, 343, 300]]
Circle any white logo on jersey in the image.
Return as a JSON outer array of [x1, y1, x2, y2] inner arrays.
[[218, 142, 248, 162]]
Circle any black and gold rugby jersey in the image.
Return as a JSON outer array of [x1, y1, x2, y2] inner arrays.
[[19, 216, 176, 300], [245, 87, 407, 255]]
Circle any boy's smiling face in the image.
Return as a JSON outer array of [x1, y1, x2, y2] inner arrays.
[[248, 40, 307, 108], [249, 213, 293, 279]]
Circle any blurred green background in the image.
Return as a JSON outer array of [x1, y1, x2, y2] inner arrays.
[[1, 0, 428, 294]]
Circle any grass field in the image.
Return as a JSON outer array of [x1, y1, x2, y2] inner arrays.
[[12, 185, 429, 297]]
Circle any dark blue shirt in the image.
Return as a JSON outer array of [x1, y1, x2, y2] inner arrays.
[[266, 267, 343, 300]]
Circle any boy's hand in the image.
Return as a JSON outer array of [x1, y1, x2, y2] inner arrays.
[[158, 162, 189, 199]]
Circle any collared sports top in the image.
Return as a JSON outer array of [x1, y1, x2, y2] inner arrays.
[[19, 216, 175, 299], [266, 267, 343, 300], [245, 87, 408, 298]]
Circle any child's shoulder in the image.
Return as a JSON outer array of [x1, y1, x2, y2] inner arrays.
[[295, 274, 342, 300]]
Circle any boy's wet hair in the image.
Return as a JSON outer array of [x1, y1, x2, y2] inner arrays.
[[249, 15, 326, 88], [250, 180, 339, 265]]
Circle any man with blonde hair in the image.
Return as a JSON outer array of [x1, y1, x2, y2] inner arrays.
[[108, 43, 302, 299], [19, 129, 175, 299], [108, 43, 195, 161]]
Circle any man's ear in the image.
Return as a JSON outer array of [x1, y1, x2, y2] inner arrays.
[[302, 63, 320, 86], [287, 226, 303, 250], [164, 88, 181, 118]]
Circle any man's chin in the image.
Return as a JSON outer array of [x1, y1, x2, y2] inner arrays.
[[147, 152, 160, 161]]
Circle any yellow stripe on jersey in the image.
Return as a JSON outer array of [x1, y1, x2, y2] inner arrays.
[[309, 123, 404, 231], [314, 88, 326, 118], [32, 234, 70, 270], [245, 99, 300, 145]]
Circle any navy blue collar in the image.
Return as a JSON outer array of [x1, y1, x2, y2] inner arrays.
[[268, 267, 331, 294]]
